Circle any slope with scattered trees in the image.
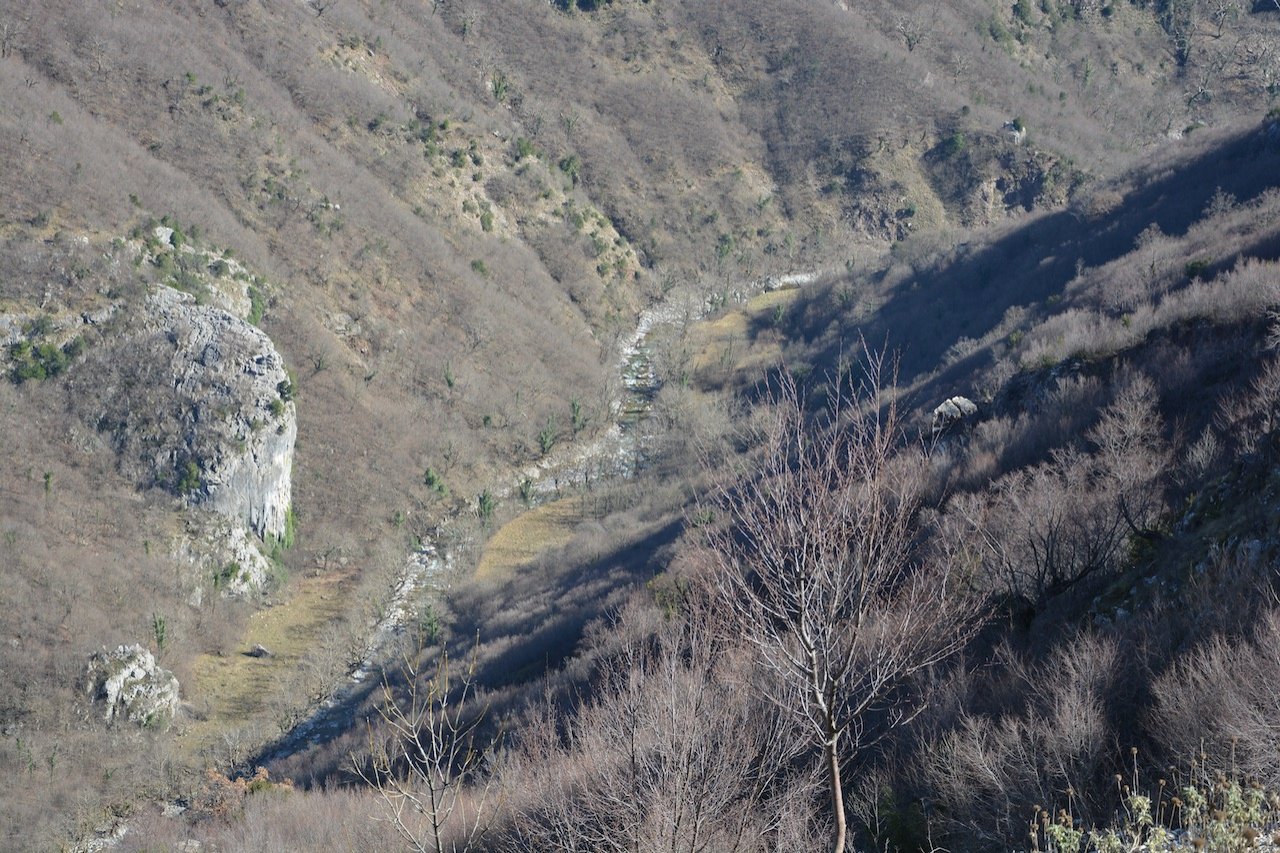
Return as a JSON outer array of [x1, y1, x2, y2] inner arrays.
[[3, 0, 1280, 849]]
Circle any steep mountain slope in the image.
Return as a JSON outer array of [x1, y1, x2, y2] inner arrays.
[[1, 0, 1279, 848]]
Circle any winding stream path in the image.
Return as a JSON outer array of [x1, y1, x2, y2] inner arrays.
[[254, 271, 815, 766]]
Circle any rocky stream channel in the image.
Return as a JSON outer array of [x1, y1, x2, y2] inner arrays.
[[253, 272, 816, 767]]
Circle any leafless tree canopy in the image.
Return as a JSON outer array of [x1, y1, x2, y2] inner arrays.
[[499, 601, 822, 852], [946, 374, 1170, 611], [697, 363, 983, 851], [354, 645, 496, 853]]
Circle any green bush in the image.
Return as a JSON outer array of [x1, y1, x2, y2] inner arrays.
[[9, 335, 82, 384], [988, 17, 1014, 47], [1184, 258, 1210, 279], [177, 460, 203, 496], [265, 506, 298, 567], [538, 416, 557, 455], [247, 285, 267, 325], [941, 131, 967, 158], [25, 316, 53, 337], [715, 233, 735, 260], [213, 562, 243, 590], [558, 154, 581, 185], [423, 467, 447, 496], [477, 489, 496, 522]]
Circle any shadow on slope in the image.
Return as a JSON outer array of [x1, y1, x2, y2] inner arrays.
[[800, 122, 1280, 386], [446, 516, 684, 694]]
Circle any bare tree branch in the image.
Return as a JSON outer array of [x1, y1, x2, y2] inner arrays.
[[353, 642, 498, 853], [696, 358, 984, 851]]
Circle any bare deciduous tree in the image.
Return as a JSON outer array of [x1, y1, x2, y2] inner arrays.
[[1159, 0, 1201, 69], [895, 14, 929, 52], [698, 364, 982, 852], [0, 18, 26, 60], [355, 644, 497, 853], [504, 601, 820, 852], [1151, 608, 1280, 789], [922, 635, 1122, 847], [1207, 0, 1241, 38], [949, 374, 1169, 611]]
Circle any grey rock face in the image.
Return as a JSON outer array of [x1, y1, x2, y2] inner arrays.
[[84, 644, 179, 727], [71, 287, 295, 540], [171, 517, 274, 600], [932, 395, 978, 432], [148, 288, 296, 539], [0, 314, 28, 346]]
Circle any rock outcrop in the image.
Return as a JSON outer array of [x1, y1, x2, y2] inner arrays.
[[932, 395, 978, 432], [171, 517, 276, 601], [148, 287, 296, 539], [71, 286, 295, 541], [84, 644, 180, 727]]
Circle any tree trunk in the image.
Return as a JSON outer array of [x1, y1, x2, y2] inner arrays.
[[827, 734, 846, 853]]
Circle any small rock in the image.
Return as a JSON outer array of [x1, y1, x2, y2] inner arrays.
[[246, 644, 274, 658], [81, 305, 115, 326]]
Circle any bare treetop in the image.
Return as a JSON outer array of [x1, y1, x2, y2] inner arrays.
[[697, 361, 984, 851]]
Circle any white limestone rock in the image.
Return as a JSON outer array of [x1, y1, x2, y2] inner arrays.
[[84, 644, 179, 727], [0, 314, 28, 346], [71, 286, 295, 540], [932, 395, 978, 432], [147, 288, 295, 539], [172, 516, 274, 600]]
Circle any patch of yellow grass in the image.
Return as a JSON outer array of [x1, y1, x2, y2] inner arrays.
[[690, 288, 801, 380], [178, 568, 355, 761], [475, 496, 585, 583]]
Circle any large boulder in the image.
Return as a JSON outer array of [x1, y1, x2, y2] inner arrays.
[[69, 286, 295, 540], [932, 395, 978, 432], [84, 644, 180, 727]]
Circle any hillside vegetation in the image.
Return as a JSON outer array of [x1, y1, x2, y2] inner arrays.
[[2, 0, 1280, 849]]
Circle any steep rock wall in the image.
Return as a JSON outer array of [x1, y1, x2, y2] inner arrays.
[[70, 286, 295, 540]]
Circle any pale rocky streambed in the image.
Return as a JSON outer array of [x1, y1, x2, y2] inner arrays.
[[254, 271, 816, 765]]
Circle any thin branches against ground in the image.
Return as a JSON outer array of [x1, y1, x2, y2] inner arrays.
[[696, 361, 984, 852], [501, 600, 821, 852], [353, 643, 497, 853], [945, 373, 1170, 612]]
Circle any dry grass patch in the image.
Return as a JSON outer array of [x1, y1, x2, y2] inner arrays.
[[474, 497, 587, 584], [179, 567, 357, 761], [690, 288, 801, 383]]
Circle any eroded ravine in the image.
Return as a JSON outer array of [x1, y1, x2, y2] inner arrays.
[[243, 272, 816, 767]]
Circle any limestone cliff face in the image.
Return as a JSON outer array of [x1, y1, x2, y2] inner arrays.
[[145, 287, 296, 540], [71, 286, 296, 541]]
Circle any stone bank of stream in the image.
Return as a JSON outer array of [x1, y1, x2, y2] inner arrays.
[[255, 271, 816, 766]]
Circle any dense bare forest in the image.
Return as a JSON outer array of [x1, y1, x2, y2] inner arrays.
[[2, 0, 1280, 850]]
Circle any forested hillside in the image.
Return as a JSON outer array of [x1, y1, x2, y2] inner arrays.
[[1, 0, 1279, 850]]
